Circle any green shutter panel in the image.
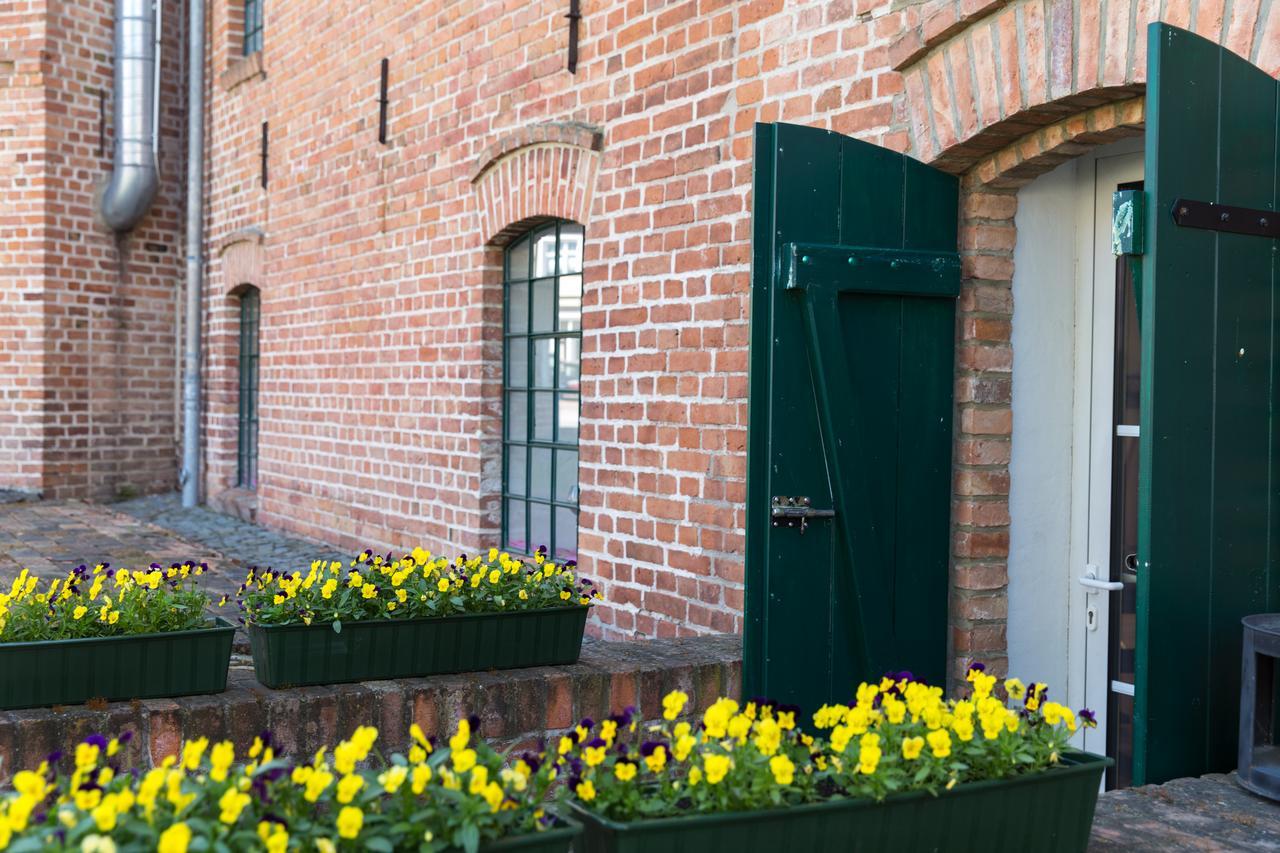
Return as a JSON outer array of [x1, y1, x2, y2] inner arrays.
[[745, 123, 959, 714], [1137, 22, 1280, 784]]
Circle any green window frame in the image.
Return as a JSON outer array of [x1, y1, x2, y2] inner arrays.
[[237, 287, 261, 489], [502, 221, 583, 561], [243, 0, 264, 56]]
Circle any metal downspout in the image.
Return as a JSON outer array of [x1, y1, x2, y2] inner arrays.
[[180, 0, 206, 507], [101, 0, 160, 231]]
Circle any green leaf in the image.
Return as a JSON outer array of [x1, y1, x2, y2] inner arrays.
[[457, 823, 480, 853], [333, 619, 342, 634], [364, 838, 395, 853]]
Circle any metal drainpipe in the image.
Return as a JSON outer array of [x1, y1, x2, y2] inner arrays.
[[180, 0, 206, 507], [101, 0, 160, 231]]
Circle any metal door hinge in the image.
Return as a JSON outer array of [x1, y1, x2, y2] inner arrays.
[[770, 496, 835, 534], [1172, 198, 1280, 239]]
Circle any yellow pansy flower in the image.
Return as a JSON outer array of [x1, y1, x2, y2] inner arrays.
[[336, 806, 363, 840], [158, 822, 192, 853]]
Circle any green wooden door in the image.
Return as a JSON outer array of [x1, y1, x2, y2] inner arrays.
[[1137, 22, 1280, 784], [745, 123, 959, 714]]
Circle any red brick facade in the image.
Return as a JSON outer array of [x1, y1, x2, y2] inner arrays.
[[5, 1, 1280, 670], [0, 0, 187, 501]]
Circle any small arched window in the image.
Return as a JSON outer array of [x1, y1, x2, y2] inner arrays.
[[237, 286, 261, 489], [503, 221, 583, 561]]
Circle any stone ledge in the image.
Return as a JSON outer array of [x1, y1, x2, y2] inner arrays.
[[0, 635, 741, 782], [220, 52, 265, 92]]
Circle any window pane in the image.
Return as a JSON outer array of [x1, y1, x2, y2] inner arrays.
[[506, 339, 528, 388], [559, 225, 584, 274], [558, 275, 582, 331], [533, 392, 554, 441], [558, 337, 580, 390], [532, 338, 555, 388], [506, 445, 527, 497], [505, 499, 526, 554], [506, 392, 527, 441], [507, 234, 531, 280], [531, 278, 554, 333], [533, 231, 558, 277], [555, 507, 578, 562], [507, 280, 528, 333], [530, 503, 552, 555], [555, 450, 577, 502], [557, 393, 579, 443], [530, 447, 552, 500]]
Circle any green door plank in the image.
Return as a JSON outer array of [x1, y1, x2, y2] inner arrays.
[[1205, 39, 1278, 774], [1138, 22, 1280, 784], [746, 123, 958, 711]]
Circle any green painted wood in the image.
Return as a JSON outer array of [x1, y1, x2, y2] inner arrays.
[[1137, 22, 1280, 784], [745, 123, 958, 714]]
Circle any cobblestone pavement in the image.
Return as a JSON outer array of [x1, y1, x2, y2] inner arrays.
[[2, 498, 1280, 847], [113, 492, 342, 570], [1091, 773, 1280, 850]]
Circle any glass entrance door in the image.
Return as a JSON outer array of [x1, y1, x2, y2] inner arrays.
[[1105, 179, 1142, 788], [1077, 148, 1142, 787]]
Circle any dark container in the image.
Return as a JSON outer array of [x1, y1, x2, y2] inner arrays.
[[248, 606, 590, 688], [569, 751, 1111, 853], [485, 816, 582, 852], [0, 618, 236, 711]]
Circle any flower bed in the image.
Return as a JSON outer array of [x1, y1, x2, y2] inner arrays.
[[557, 668, 1110, 852], [0, 721, 577, 853], [0, 563, 232, 710], [0, 667, 1108, 852], [239, 548, 598, 688]]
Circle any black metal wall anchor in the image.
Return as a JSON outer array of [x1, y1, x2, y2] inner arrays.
[[260, 121, 268, 189], [1172, 198, 1279, 239], [566, 0, 581, 74], [378, 58, 390, 145]]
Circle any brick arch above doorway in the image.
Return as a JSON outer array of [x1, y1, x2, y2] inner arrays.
[[891, 0, 1279, 170], [470, 123, 603, 246]]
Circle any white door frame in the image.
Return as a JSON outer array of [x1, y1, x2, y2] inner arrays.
[[1065, 141, 1143, 755]]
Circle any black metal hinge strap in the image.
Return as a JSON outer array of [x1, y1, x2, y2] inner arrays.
[[1172, 198, 1279, 239]]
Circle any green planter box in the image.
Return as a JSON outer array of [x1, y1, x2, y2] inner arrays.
[[0, 618, 235, 711], [568, 751, 1110, 853], [248, 606, 590, 688], [485, 816, 582, 852]]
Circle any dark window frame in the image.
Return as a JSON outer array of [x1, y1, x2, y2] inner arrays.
[[243, 0, 264, 56], [236, 286, 261, 489], [501, 220, 583, 562]]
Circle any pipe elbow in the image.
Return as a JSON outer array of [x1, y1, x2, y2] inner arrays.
[[101, 162, 159, 232]]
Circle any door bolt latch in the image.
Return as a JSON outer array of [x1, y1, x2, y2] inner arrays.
[[770, 496, 836, 534]]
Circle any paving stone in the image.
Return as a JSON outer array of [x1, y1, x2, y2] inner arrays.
[[1091, 773, 1280, 850]]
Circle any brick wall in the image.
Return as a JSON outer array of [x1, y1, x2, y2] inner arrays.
[[0, 0, 188, 501]]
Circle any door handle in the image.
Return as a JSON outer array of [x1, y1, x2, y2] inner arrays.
[[770, 496, 836, 534], [1079, 563, 1124, 592]]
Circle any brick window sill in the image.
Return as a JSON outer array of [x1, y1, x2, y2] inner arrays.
[[220, 52, 265, 92]]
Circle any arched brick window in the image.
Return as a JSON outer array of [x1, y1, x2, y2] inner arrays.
[[236, 286, 261, 489], [502, 220, 582, 561]]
